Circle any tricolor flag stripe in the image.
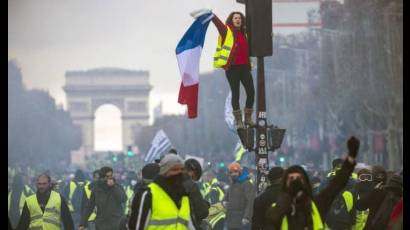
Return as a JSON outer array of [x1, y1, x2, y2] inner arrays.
[[176, 13, 212, 119]]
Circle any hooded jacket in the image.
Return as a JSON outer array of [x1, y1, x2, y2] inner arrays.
[[266, 159, 355, 230], [357, 174, 403, 230]]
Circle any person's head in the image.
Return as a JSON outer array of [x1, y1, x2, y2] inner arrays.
[[159, 154, 185, 178], [228, 162, 242, 182], [142, 163, 160, 184], [92, 170, 100, 181], [356, 168, 373, 194], [372, 165, 387, 185], [332, 158, 343, 170], [281, 165, 312, 197], [99, 166, 114, 181], [168, 148, 178, 155], [12, 173, 24, 191], [74, 169, 85, 182], [203, 170, 215, 183], [36, 174, 51, 194], [226, 12, 246, 32], [267, 167, 284, 185], [184, 158, 202, 181]]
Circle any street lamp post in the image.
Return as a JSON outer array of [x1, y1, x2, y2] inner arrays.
[[236, 0, 286, 193]]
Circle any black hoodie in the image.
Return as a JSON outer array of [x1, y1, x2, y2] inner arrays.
[[266, 159, 355, 230]]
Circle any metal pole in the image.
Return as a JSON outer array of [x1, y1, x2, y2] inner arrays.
[[255, 56, 269, 194]]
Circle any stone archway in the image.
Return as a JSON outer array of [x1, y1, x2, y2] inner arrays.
[[63, 68, 151, 155]]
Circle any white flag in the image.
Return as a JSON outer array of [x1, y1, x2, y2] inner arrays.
[[144, 130, 172, 163], [225, 92, 235, 132]]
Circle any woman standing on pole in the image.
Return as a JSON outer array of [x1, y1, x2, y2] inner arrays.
[[191, 10, 255, 129]]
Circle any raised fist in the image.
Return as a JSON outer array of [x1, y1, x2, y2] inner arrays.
[[347, 136, 360, 158]]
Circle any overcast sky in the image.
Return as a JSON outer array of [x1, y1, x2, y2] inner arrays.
[[8, 0, 318, 150]]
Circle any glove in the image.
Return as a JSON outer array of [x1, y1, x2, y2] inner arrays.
[[222, 201, 229, 207], [347, 136, 360, 158], [190, 8, 213, 19], [241, 218, 250, 225], [182, 174, 198, 195]]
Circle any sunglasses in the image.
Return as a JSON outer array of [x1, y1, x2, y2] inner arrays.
[[358, 174, 372, 182]]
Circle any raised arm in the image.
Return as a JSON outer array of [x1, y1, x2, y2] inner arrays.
[[211, 14, 227, 42]]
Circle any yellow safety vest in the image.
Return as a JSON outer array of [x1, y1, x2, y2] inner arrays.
[[213, 26, 234, 68], [342, 191, 353, 212], [147, 182, 191, 230], [84, 184, 97, 221], [68, 180, 88, 212], [26, 191, 62, 230], [201, 182, 211, 198], [206, 179, 225, 203], [272, 201, 324, 230], [353, 194, 369, 230], [324, 190, 354, 230], [24, 185, 35, 196], [8, 191, 26, 214], [124, 185, 134, 215], [207, 202, 226, 229]]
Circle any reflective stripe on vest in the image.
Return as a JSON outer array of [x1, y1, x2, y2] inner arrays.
[[213, 26, 234, 68], [272, 201, 324, 230], [124, 186, 134, 215], [84, 184, 97, 221], [147, 182, 191, 230], [201, 182, 211, 198], [209, 211, 225, 229], [8, 191, 26, 214], [26, 191, 62, 230], [353, 209, 369, 230]]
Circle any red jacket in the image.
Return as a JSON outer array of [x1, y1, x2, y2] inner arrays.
[[212, 15, 250, 69]]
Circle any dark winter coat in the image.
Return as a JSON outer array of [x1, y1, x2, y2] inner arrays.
[[266, 159, 355, 230], [225, 171, 256, 228], [356, 179, 402, 230], [252, 183, 281, 230], [80, 180, 127, 230]]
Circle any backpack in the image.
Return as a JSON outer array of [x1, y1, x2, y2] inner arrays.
[[325, 191, 356, 230], [370, 191, 401, 230]]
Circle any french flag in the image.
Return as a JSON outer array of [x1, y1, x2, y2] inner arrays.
[[176, 13, 213, 119]]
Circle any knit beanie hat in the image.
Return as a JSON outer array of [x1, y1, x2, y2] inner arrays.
[[159, 154, 184, 175], [142, 163, 160, 180], [228, 162, 242, 173]]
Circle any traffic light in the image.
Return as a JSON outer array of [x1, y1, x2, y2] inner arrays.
[[243, 0, 273, 56], [279, 157, 285, 163], [112, 155, 118, 162], [127, 146, 134, 157]]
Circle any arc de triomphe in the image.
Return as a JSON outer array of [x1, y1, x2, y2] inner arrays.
[[63, 68, 151, 155]]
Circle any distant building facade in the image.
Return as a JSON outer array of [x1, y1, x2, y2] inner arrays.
[[63, 67, 151, 155]]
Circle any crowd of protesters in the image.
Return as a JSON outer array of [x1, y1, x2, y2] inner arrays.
[[8, 136, 403, 230]]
